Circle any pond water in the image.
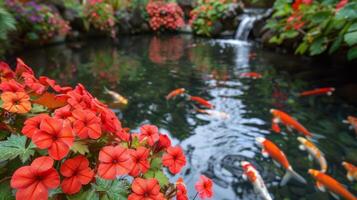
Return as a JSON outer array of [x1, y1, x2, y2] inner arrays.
[[12, 35, 357, 199]]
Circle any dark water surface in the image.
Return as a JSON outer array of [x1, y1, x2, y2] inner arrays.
[[14, 35, 357, 199]]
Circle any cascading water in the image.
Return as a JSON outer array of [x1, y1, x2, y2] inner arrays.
[[235, 8, 272, 41]]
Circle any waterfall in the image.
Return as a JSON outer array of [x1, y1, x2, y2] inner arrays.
[[235, 9, 272, 41]]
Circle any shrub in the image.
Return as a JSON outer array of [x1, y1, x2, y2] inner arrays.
[[82, 0, 116, 37], [5, 0, 70, 42], [265, 0, 357, 60], [146, 0, 185, 31], [189, 0, 238, 36]]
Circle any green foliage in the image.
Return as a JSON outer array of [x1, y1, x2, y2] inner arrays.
[[0, 180, 13, 200], [265, 0, 357, 60], [0, 5, 16, 41], [0, 135, 36, 163], [92, 178, 130, 200], [190, 0, 237, 36]]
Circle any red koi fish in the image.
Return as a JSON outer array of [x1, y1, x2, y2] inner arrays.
[[189, 96, 214, 109], [299, 87, 335, 97], [241, 161, 272, 200], [270, 109, 313, 138], [240, 72, 262, 79], [256, 137, 307, 185], [308, 169, 357, 200], [166, 88, 186, 100], [342, 161, 357, 182]]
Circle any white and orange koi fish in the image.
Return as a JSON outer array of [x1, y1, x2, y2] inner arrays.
[[270, 109, 313, 138], [342, 161, 357, 182], [308, 169, 357, 200], [345, 116, 357, 136], [256, 137, 307, 186], [196, 109, 230, 119], [241, 161, 273, 200], [299, 87, 335, 97], [104, 87, 128, 105], [297, 137, 328, 173]]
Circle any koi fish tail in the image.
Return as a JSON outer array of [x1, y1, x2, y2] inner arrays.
[[281, 168, 307, 186], [103, 87, 110, 94]]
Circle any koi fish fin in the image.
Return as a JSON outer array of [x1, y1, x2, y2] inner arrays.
[[103, 87, 110, 94], [281, 168, 307, 186], [262, 150, 269, 158], [242, 174, 247, 181], [327, 92, 333, 96], [329, 192, 340, 200], [299, 144, 306, 151], [286, 126, 293, 133], [347, 173, 354, 181], [316, 181, 326, 192], [342, 120, 349, 124]]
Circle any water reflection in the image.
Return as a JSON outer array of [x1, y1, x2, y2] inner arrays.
[[14, 35, 357, 199]]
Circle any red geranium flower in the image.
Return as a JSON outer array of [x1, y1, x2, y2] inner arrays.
[[0, 79, 25, 92], [155, 133, 171, 152], [22, 114, 49, 138], [1, 92, 32, 114], [115, 128, 130, 142], [39, 76, 72, 93], [98, 145, 133, 180], [195, 175, 214, 199], [72, 109, 102, 139], [32, 117, 74, 160], [336, 0, 348, 11], [15, 58, 34, 76], [0, 61, 14, 79], [22, 72, 46, 94], [11, 156, 60, 200], [176, 177, 188, 200], [129, 147, 150, 177], [100, 108, 122, 133], [139, 124, 160, 146], [162, 146, 186, 174], [128, 178, 165, 200], [60, 155, 94, 194], [54, 105, 75, 124]]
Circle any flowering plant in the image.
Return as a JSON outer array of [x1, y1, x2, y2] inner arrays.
[[146, 0, 185, 31], [0, 59, 214, 199], [265, 0, 357, 60], [82, 0, 116, 37], [189, 0, 238, 36], [5, 0, 70, 42]]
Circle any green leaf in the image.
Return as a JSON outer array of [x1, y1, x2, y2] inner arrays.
[[344, 31, 357, 46], [329, 34, 343, 54], [347, 46, 357, 60], [310, 11, 331, 24], [30, 104, 48, 113], [143, 170, 169, 187], [309, 37, 328, 55], [336, 2, 357, 20], [295, 42, 309, 55], [150, 157, 162, 170], [71, 141, 89, 155], [348, 22, 357, 32], [92, 178, 129, 200], [269, 35, 284, 44], [66, 189, 98, 200], [0, 180, 14, 200], [0, 135, 36, 163]]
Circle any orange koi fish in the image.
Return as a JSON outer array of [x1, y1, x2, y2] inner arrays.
[[345, 116, 357, 136], [270, 109, 313, 138], [189, 96, 214, 109], [165, 88, 186, 100], [299, 87, 335, 97], [240, 72, 262, 79], [297, 137, 328, 173], [342, 162, 357, 182], [256, 137, 307, 185], [308, 169, 357, 200], [104, 87, 128, 105], [241, 161, 272, 200]]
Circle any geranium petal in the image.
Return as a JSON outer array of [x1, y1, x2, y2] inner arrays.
[[32, 131, 53, 149], [40, 117, 62, 134], [16, 182, 48, 200], [99, 146, 115, 163], [61, 176, 82, 195], [41, 168, 60, 189], [58, 125, 74, 147], [11, 166, 35, 188], [98, 163, 116, 180], [48, 142, 70, 160], [131, 178, 146, 195], [77, 168, 94, 185], [31, 156, 54, 173]]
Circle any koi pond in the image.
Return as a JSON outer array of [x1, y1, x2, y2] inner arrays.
[[13, 35, 357, 199]]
